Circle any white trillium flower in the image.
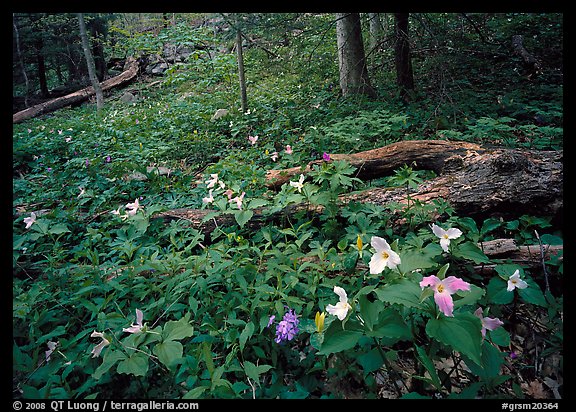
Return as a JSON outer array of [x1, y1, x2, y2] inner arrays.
[[125, 198, 141, 216], [23, 212, 37, 229], [431, 223, 462, 252], [369, 236, 401, 274], [507, 270, 528, 291], [289, 174, 305, 193], [123, 308, 144, 334], [90, 331, 110, 358], [326, 286, 352, 321], [202, 189, 215, 204]]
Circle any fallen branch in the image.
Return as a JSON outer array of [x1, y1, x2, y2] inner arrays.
[[13, 57, 139, 124]]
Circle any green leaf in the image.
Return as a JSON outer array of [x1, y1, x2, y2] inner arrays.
[[93, 350, 126, 380], [486, 277, 514, 305], [239, 321, 255, 352], [426, 312, 483, 365], [162, 314, 194, 341], [374, 278, 423, 309], [452, 241, 490, 264], [437, 263, 450, 279], [480, 218, 502, 237], [183, 386, 210, 399], [488, 326, 510, 347], [234, 209, 253, 228], [539, 234, 563, 245], [397, 244, 442, 273], [453, 284, 485, 309], [368, 307, 411, 340], [414, 345, 442, 390], [318, 327, 362, 355], [48, 223, 70, 235], [153, 340, 183, 369], [358, 294, 382, 331], [464, 342, 505, 379], [116, 352, 149, 376], [243, 360, 273, 385], [357, 348, 384, 374], [518, 277, 547, 307]]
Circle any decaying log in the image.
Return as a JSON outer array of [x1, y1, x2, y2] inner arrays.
[[347, 146, 563, 222], [13, 57, 139, 124], [474, 238, 563, 274], [266, 140, 484, 189], [155, 140, 563, 236]]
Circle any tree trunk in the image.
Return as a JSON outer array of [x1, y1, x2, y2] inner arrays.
[[335, 13, 376, 98], [77, 13, 104, 111], [13, 13, 30, 108], [34, 38, 50, 99], [511, 34, 542, 78], [13, 57, 138, 124], [236, 17, 248, 113], [367, 13, 382, 54], [156, 141, 562, 236], [394, 13, 414, 100]]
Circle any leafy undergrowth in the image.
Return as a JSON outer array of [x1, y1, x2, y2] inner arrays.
[[13, 21, 563, 398]]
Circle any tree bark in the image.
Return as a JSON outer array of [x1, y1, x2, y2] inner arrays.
[[394, 13, 414, 100], [13, 57, 138, 124], [13, 14, 30, 108], [265, 140, 484, 189], [236, 22, 248, 113], [336, 13, 376, 98], [158, 140, 562, 235], [511, 34, 542, 78], [78, 13, 104, 111]]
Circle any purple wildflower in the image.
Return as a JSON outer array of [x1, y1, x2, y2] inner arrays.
[[322, 152, 331, 162], [267, 315, 276, 328], [105, 155, 111, 163], [273, 308, 300, 344], [85, 159, 90, 167]]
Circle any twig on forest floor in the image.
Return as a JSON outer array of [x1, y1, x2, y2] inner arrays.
[[534, 230, 550, 293]]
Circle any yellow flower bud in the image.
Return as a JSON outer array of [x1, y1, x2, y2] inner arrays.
[[315, 311, 326, 333]]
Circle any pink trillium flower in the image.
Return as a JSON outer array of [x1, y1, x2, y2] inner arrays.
[[369, 236, 401, 274], [248, 135, 258, 145], [271, 151, 279, 162], [474, 307, 504, 337], [431, 223, 462, 252], [229, 192, 246, 210], [125, 198, 141, 216], [123, 308, 144, 334], [205, 173, 225, 189], [90, 331, 110, 358], [419, 275, 471, 317], [23, 212, 37, 229], [507, 270, 528, 291], [326, 286, 352, 321], [285, 145, 293, 154]]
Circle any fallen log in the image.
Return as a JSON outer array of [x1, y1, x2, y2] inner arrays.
[[155, 140, 563, 235], [13, 57, 139, 124], [265, 140, 484, 189]]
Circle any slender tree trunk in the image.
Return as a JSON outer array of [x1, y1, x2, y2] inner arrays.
[[13, 14, 30, 108], [335, 13, 376, 98], [236, 19, 248, 113], [394, 13, 414, 101], [368, 13, 382, 54], [35, 38, 49, 98], [77, 13, 104, 111]]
